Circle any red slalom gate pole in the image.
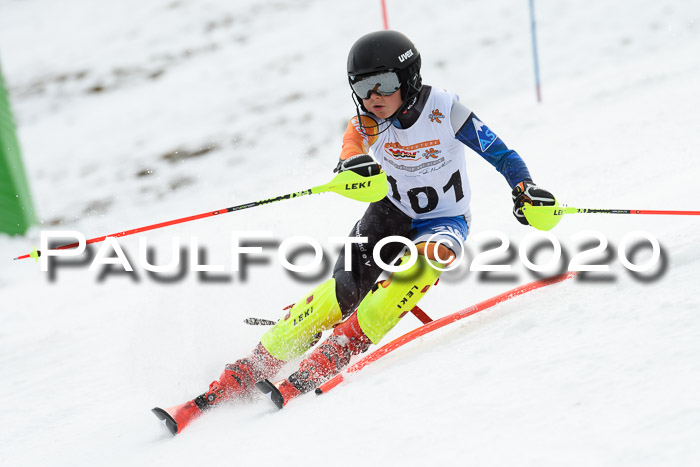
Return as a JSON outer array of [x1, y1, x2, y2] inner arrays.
[[409, 305, 433, 325], [380, 0, 389, 29], [528, 0, 542, 103], [316, 271, 577, 395]]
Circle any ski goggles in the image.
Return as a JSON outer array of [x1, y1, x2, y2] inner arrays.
[[349, 71, 401, 99]]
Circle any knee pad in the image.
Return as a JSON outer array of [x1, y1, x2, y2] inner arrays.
[[357, 255, 443, 345], [260, 279, 343, 361]]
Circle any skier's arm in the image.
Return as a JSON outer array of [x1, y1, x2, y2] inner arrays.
[[335, 115, 381, 175], [451, 101, 555, 225], [338, 115, 379, 161], [451, 101, 531, 188]]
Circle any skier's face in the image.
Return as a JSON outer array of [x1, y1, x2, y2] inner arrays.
[[362, 89, 402, 120]]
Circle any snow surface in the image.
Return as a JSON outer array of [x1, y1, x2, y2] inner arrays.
[[1, 0, 699, 465]]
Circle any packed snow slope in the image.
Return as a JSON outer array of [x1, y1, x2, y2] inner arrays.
[[1, 1, 699, 466]]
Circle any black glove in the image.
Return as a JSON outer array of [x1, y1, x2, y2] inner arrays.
[[334, 154, 381, 177], [512, 180, 556, 225]]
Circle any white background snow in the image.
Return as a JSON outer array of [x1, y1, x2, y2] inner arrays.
[[1, 0, 699, 465]]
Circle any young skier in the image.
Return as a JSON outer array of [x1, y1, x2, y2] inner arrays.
[[152, 30, 556, 434]]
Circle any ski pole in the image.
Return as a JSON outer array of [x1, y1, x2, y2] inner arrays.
[[522, 205, 700, 231], [13, 170, 388, 261]]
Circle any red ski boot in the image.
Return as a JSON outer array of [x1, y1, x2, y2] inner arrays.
[[256, 311, 371, 409], [152, 380, 226, 435], [152, 343, 284, 435]]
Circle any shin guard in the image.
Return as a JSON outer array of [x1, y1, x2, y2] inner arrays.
[[260, 279, 343, 361], [357, 255, 443, 344]]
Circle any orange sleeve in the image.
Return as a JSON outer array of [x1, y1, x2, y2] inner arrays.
[[339, 115, 379, 160]]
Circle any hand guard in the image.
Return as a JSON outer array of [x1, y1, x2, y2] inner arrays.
[[512, 180, 556, 225], [334, 154, 381, 177]]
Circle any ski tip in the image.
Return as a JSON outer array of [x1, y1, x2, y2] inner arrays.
[[152, 407, 179, 436], [254, 379, 285, 410]]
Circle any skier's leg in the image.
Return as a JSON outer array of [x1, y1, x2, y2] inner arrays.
[[246, 199, 409, 388], [272, 254, 443, 400], [197, 276, 343, 406], [355, 254, 443, 344], [155, 201, 414, 431], [268, 216, 469, 402], [199, 200, 409, 408], [253, 198, 411, 359], [359, 214, 469, 344], [255, 198, 411, 359], [332, 197, 414, 316]]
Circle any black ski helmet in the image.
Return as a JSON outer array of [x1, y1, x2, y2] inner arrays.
[[347, 30, 422, 102]]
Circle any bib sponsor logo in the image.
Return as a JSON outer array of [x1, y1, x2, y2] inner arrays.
[[387, 149, 418, 159], [384, 139, 440, 160], [428, 109, 445, 123], [472, 118, 497, 152], [385, 157, 446, 173], [423, 148, 441, 159], [398, 49, 414, 63]]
